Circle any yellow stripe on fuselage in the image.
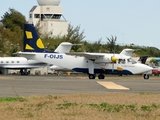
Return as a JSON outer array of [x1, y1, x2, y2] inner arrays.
[[117, 67, 123, 71]]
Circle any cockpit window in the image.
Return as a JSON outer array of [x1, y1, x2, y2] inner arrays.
[[128, 58, 137, 64]]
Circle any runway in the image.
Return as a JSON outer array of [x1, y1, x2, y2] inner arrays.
[[0, 75, 160, 97]]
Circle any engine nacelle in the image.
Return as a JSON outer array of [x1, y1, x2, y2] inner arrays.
[[94, 56, 118, 63]]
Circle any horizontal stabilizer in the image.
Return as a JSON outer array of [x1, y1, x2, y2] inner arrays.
[[16, 52, 36, 59]]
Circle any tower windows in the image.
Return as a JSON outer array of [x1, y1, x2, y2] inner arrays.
[[34, 14, 40, 18], [29, 14, 32, 18], [46, 7, 50, 11]]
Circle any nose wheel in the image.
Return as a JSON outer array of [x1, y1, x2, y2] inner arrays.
[[143, 74, 149, 79]]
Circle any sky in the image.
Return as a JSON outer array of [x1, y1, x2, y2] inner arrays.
[[1, 0, 160, 49]]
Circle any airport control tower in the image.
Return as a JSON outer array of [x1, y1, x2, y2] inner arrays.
[[28, 0, 68, 37]]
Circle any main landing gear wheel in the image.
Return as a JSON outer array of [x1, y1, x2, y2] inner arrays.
[[98, 74, 105, 79], [20, 72, 29, 75], [89, 74, 96, 79], [144, 74, 149, 79], [20, 69, 29, 75]]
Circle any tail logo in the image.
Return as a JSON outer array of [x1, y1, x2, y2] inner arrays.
[[36, 38, 45, 49], [26, 31, 33, 39], [25, 30, 45, 51], [25, 44, 34, 50]]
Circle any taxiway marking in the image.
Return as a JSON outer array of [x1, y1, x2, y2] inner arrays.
[[97, 81, 130, 90]]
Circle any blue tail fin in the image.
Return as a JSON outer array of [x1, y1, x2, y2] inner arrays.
[[23, 24, 51, 52]]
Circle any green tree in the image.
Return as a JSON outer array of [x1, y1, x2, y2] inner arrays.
[[82, 39, 103, 52], [106, 35, 117, 53], [63, 24, 85, 43], [1, 8, 26, 31], [0, 8, 27, 56], [150, 59, 158, 66], [41, 24, 86, 52]]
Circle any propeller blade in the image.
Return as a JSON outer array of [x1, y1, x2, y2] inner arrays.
[[112, 63, 114, 72]]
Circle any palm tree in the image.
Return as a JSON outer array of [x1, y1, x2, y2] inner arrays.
[[106, 35, 117, 53]]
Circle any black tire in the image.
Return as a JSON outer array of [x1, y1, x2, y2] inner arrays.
[[98, 74, 105, 79], [89, 74, 96, 79], [144, 74, 149, 79], [21, 72, 24, 75]]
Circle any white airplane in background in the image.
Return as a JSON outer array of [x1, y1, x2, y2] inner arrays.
[[0, 57, 47, 75], [17, 24, 153, 79]]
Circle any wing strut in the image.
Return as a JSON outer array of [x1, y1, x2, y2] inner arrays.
[[87, 60, 96, 79], [87, 60, 94, 74]]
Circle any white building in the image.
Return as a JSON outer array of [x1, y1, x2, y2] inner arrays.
[[28, 0, 68, 37]]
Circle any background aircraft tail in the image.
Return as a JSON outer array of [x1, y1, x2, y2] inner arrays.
[[138, 56, 149, 64]]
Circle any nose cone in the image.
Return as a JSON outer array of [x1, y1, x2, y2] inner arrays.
[[133, 63, 153, 74]]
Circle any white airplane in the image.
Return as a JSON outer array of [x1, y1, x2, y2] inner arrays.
[[17, 24, 153, 79], [17, 49, 152, 79]]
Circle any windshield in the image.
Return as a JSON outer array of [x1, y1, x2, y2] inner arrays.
[[127, 57, 137, 64]]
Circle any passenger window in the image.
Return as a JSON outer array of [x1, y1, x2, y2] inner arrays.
[[118, 59, 125, 64], [122, 59, 125, 64], [118, 59, 122, 64]]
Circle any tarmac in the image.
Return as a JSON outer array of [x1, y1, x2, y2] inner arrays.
[[0, 74, 160, 97]]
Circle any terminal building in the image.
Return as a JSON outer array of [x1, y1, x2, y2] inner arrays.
[[28, 0, 68, 38]]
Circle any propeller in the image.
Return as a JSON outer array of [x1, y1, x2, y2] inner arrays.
[[111, 56, 118, 72]]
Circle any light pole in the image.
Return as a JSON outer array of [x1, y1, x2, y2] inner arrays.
[[121, 33, 125, 46]]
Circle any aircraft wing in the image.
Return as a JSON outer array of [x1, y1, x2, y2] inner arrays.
[[16, 52, 36, 56], [66, 52, 104, 59], [0, 65, 46, 69]]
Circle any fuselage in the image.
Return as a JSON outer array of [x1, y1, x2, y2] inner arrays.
[[0, 57, 47, 69], [19, 52, 153, 75]]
